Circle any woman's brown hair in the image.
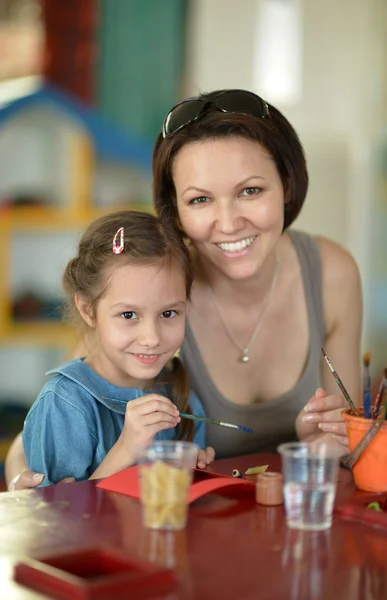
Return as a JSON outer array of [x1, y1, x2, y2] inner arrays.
[[152, 90, 309, 231], [62, 210, 195, 441]]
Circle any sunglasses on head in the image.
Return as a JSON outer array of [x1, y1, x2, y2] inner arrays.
[[162, 89, 270, 138]]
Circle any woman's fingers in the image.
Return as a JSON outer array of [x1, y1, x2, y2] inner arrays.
[[332, 435, 349, 448], [303, 408, 345, 424], [304, 392, 347, 413], [11, 470, 44, 491], [317, 421, 347, 435]]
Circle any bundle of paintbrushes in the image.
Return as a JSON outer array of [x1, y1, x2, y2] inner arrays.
[[360, 353, 387, 421], [321, 348, 387, 472], [321, 348, 387, 420], [372, 368, 387, 419], [362, 352, 372, 418]]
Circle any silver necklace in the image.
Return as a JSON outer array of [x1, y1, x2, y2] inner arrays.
[[207, 252, 280, 363]]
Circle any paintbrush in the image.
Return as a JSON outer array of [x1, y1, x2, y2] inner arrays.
[[321, 348, 359, 416], [102, 396, 253, 433], [362, 352, 372, 419], [341, 399, 387, 469], [372, 368, 387, 419]]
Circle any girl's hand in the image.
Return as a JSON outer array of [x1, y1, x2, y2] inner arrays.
[[196, 446, 215, 469], [296, 388, 350, 449], [120, 394, 181, 460]]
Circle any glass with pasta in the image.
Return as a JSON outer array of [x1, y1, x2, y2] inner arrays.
[[139, 441, 199, 530]]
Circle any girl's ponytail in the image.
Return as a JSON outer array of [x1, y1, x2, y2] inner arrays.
[[166, 357, 194, 441]]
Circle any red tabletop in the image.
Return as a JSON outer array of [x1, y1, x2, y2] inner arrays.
[[1, 453, 387, 599]]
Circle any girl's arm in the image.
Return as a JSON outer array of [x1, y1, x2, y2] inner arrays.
[[23, 391, 99, 486], [89, 393, 182, 479]]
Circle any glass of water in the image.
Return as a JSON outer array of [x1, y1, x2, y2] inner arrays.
[[278, 442, 340, 531]]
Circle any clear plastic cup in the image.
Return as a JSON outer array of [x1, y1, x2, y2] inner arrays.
[[139, 441, 199, 530], [278, 442, 340, 531]]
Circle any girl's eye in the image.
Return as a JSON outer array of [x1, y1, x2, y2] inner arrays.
[[189, 196, 210, 205], [241, 187, 261, 196], [161, 310, 178, 319], [120, 311, 137, 320]]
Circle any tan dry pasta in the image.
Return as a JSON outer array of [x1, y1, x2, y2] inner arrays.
[[140, 461, 192, 529]]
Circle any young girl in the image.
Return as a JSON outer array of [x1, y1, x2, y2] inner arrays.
[[22, 211, 215, 485]]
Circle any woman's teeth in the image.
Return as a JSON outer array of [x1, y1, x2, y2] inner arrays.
[[216, 236, 256, 253]]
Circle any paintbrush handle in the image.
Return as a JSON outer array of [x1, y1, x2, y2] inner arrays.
[[179, 412, 252, 433], [341, 419, 384, 469], [101, 398, 253, 433], [373, 379, 386, 418], [321, 349, 359, 416], [331, 371, 359, 416], [363, 390, 372, 419]]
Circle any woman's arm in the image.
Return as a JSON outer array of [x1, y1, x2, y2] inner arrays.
[[5, 433, 43, 490], [296, 237, 362, 446], [5, 432, 75, 490]]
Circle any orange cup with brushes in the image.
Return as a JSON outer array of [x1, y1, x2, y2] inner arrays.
[[322, 348, 387, 492], [342, 407, 387, 492], [342, 359, 387, 492]]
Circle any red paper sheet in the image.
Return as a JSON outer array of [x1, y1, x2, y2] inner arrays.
[[96, 466, 254, 503]]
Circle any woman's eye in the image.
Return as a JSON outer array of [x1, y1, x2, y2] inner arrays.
[[189, 196, 210, 205], [241, 187, 261, 196], [161, 310, 178, 319], [120, 311, 137, 320]]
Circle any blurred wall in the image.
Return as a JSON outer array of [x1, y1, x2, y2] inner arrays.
[[183, 0, 387, 375]]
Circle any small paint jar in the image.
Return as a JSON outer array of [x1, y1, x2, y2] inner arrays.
[[256, 472, 283, 506]]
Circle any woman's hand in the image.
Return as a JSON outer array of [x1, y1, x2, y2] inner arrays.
[[296, 388, 349, 449], [119, 394, 181, 460], [8, 471, 75, 491], [196, 446, 215, 469]]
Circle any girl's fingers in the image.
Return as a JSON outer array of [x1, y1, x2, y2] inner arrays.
[[127, 396, 179, 418], [196, 450, 207, 469], [205, 446, 215, 463], [136, 412, 180, 427], [147, 422, 179, 437], [196, 447, 216, 468]]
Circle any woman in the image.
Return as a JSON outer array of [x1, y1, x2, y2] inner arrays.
[[6, 89, 361, 489]]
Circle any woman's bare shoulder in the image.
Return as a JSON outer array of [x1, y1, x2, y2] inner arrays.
[[314, 235, 362, 331], [315, 236, 360, 286]]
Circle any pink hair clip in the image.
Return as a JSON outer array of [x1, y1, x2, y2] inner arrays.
[[112, 227, 125, 254]]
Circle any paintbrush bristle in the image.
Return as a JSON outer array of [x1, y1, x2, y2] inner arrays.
[[363, 352, 371, 366]]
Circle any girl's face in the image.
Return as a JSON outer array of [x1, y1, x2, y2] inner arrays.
[[173, 137, 285, 281], [82, 260, 187, 388]]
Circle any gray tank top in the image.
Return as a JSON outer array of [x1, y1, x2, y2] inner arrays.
[[181, 230, 324, 458]]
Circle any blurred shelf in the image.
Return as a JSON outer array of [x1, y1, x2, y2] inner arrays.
[[0, 204, 153, 230], [0, 321, 78, 347]]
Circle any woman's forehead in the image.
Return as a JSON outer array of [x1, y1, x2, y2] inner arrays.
[[172, 137, 275, 181]]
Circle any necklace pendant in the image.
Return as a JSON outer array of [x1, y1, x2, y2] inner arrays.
[[241, 350, 249, 363]]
